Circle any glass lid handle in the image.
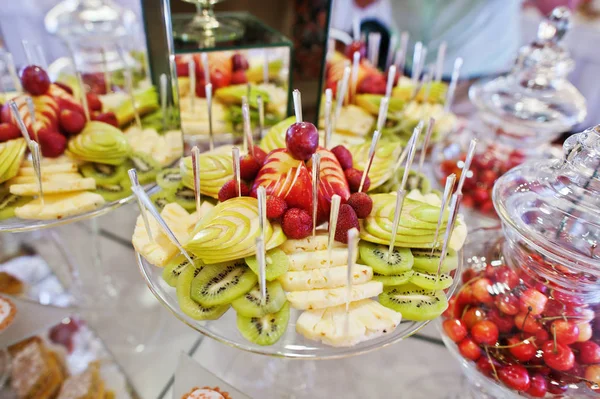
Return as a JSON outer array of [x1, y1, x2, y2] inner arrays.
[[537, 7, 571, 45]]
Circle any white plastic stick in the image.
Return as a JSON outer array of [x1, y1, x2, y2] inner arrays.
[[201, 53, 210, 84], [205, 83, 214, 151], [263, 50, 269, 84], [387, 187, 406, 259], [324, 88, 333, 149], [418, 117, 436, 173], [421, 67, 434, 104], [25, 97, 39, 144], [351, 51, 361, 101], [385, 65, 396, 99], [257, 95, 265, 140], [293, 89, 303, 123], [445, 57, 463, 112], [368, 32, 381, 67], [101, 47, 111, 94], [232, 147, 241, 197], [359, 130, 381, 193], [73, 72, 90, 122], [123, 69, 141, 129], [334, 66, 351, 122], [311, 152, 321, 236], [436, 193, 461, 280], [128, 169, 153, 243], [188, 58, 196, 112], [411, 42, 423, 87], [376, 97, 389, 132], [5, 53, 22, 92], [352, 17, 361, 42], [160, 73, 168, 132], [256, 235, 267, 305], [29, 141, 44, 206], [395, 32, 409, 75], [430, 173, 455, 258], [456, 139, 477, 195], [328, 194, 341, 268], [21, 40, 34, 65], [9, 101, 31, 142], [386, 34, 398, 70], [35, 44, 48, 70], [191, 146, 202, 213], [242, 101, 254, 157], [346, 227, 359, 313], [257, 186, 267, 249], [435, 42, 447, 82], [400, 122, 424, 190]]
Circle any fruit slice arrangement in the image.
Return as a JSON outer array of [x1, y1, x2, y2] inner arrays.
[[0, 63, 182, 223]]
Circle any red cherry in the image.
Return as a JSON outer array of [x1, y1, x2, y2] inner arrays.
[[443, 297, 462, 319], [285, 122, 319, 161], [461, 194, 474, 209], [239, 153, 261, 181], [231, 53, 249, 71], [551, 320, 579, 345], [230, 70, 248, 85], [456, 285, 475, 306], [472, 188, 490, 205], [574, 341, 600, 364], [461, 269, 477, 284], [552, 290, 585, 306], [458, 338, 481, 361], [515, 312, 542, 333], [536, 328, 550, 342], [507, 336, 537, 362], [542, 341, 575, 371], [86, 92, 102, 112], [471, 320, 499, 346], [487, 308, 515, 333], [471, 278, 494, 304], [20, 65, 50, 95], [546, 376, 568, 394], [461, 307, 486, 329], [59, 109, 86, 135], [495, 294, 520, 316], [526, 373, 547, 398], [577, 322, 593, 342], [519, 288, 547, 315], [442, 319, 467, 343], [498, 364, 531, 392], [494, 266, 520, 289], [344, 41, 366, 60], [476, 355, 501, 377], [479, 169, 497, 187], [585, 365, 600, 387]]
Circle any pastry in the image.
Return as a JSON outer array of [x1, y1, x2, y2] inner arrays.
[[0, 271, 24, 295], [0, 295, 16, 331], [181, 387, 231, 399], [56, 361, 105, 399]]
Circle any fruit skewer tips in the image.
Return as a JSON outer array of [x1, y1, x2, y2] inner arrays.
[[430, 173, 456, 259], [421, 67, 434, 104], [445, 58, 464, 112], [324, 88, 333, 149], [257, 186, 267, 245], [21, 40, 34, 65], [160, 73, 168, 132], [255, 235, 267, 305], [435, 193, 461, 281], [293, 89, 303, 123], [201, 53, 210, 84], [101, 46, 111, 94], [359, 129, 382, 193], [368, 32, 381, 67], [311, 152, 321, 236], [257, 95, 265, 140], [351, 51, 361, 101], [30, 141, 44, 206], [242, 101, 254, 156], [385, 65, 396, 99], [128, 169, 153, 243], [386, 34, 398, 70], [395, 31, 410, 76], [346, 227, 359, 313], [75, 72, 91, 122], [435, 42, 447, 82], [334, 66, 351, 124], [352, 17, 361, 42], [232, 147, 241, 197], [418, 117, 436, 173], [456, 139, 477, 195], [411, 42, 424, 88], [191, 146, 202, 213], [399, 122, 423, 190], [205, 83, 214, 151], [328, 194, 342, 267], [35, 44, 48, 70], [188, 58, 196, 113], [117, 45, 142, 129], [25, 97, 40, 144], [4, 53, 22, 92], [376, 97, 389, 132]]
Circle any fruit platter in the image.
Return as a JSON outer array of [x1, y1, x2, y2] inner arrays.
[[133, 91, 472, 358], [0, 59, 182, 232], [174, 49, 288, 141]]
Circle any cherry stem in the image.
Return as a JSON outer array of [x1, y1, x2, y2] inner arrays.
[[484, 346, 499, 381], [492, 336, 536, 349], [552, 323, 558, 354], [521, 307, 532, 333]]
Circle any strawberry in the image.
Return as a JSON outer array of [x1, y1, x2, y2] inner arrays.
[[86, 92, 102, 112], [345, 168, 370, 193], [92, 112, 118, 128], [266, 196, 287, 220], [37, 129, 67, 158], [59, 109, 86, 135], [230, 70, 248, 85], [253, 147, 267, 165], [0, 123, 21, 142], [330, 145, 353, 170], [240, 153, 261, 181], [334, 204, 359, 243], [282, 208, 312, 239], [218, 180, 250, 202], [346, 192, 373, 218]]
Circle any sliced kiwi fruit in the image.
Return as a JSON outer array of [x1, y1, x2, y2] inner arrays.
[[231, 280, 286, 317], [171, 184, 196, 212], [373, 270, 414, 286], [162, 253, 201, 287], [127, 152, 161, 184], [236, 301, 289, 346], [0, 190, 29, 220], [81, 162, 127, 185], [410, 271, 453, 290], [191, 261, 258, 307], [359, 241, 414, 275], [150, 191, 175, 212], [94, 180, 132, 202], [379, 283, 448, 321], [245, 248, 289, 281], [176, 263, 229, 321], [411, 248, 458, 274], [156, 168, 182, 191], [400, 168, 431, 194]]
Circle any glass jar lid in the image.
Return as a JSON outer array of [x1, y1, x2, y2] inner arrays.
[[469, 7, 586, 135], [493, 125, 600, 275]]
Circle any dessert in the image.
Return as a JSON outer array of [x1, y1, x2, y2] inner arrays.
[[0, 271, 25, 295], [56, 361, 105, 399], [181, 387, 231, 399], [0, 295, 16, 332]]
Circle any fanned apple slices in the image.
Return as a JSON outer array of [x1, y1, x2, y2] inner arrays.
[[180, 152, 233, 199]]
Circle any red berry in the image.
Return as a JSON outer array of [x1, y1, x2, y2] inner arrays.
[[461, 307, 486, 329], [218, 180, 250, 202], [471, 278, 494, 303], [334, 204, 359, 243], [442, 319, 467, 343], [344, 41, 366, 60], [282, 208, 312, 239], [357, 73, 386, 95], [239, 153, 261, 181], [507, 336, 537, 362], [574, 341, 600, 364], [231, 53, 249, 71], [585, 365, 600, 387], [472, 188, 490, 205], [253, 147, 267, 165], [37, 129, 67, 158], [577, 322, 593, 342], [551, 320, 579, 345], [54, 81, 74, 95], [443, 297, 462, 319], [266, 196, 287, 220], [526, 373, 547, 397], [330, 145, 353, 170], [546, 376, 568, 394], [461, 194, 474, 209], [345, 168, 369, 193], [519, 288, 547, 315], [471, 320, 499, 346], [86, 92, 102, 112], [515, 312, 542, 333], [457, 285, 475, 306], [0, 123, 21, 142], [230, 70, 248, 85], [92, 112, 118, 128], [285, 122, 319, 161], [536, 328, 550, 342], [479, 169, 497, 187], [346, 192, 373, 218], [487, 308, 515, 333], [542, 341, 575, 371], [59, 109, 86, 135], [20, 65, 50, 95], [476, 355, 501, 377], [498, 364, 531, 392], [458, 338, 481, 361], [495, 294, 520, 316], [494, 266, 520, 289]]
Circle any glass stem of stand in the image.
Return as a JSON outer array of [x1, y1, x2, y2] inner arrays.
[[193, 3, 220, 30]]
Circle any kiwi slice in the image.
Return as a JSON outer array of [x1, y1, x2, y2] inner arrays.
[[245, 248, 289, 281], [0, 190, 29, 220], [171, 184, 196, 212], [400, 168, 431, 194], [127, 152, 161, 184], [231, 280, 286, 317], [163, 253, 201, 287], [410, 271, 453, 290], [379, 283, 448, 321], [94, 181, 132, 202], [359, 241, 414, 275], [81, 162, 127, 185], [373, 270, 414, 286], [236, 301, 289, 346], [150, 191, 175, 211], [176, 264, 229, 321], [156, 168, 182, 191], [411, 248, 458, 274], [191, 261, 258, 307]]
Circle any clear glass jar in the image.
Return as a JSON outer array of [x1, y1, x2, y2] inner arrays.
[[438, 126, 600, 398]]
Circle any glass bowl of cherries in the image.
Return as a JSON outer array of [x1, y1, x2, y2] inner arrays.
[[438, 126, 600, 398]]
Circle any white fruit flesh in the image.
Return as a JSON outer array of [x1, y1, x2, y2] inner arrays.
[[14, 192, 105, 220], [287, 248, 356, 271], [280, 264, 373, 291], [9, 177, 96, 196], [286, 281, 383, 310]]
